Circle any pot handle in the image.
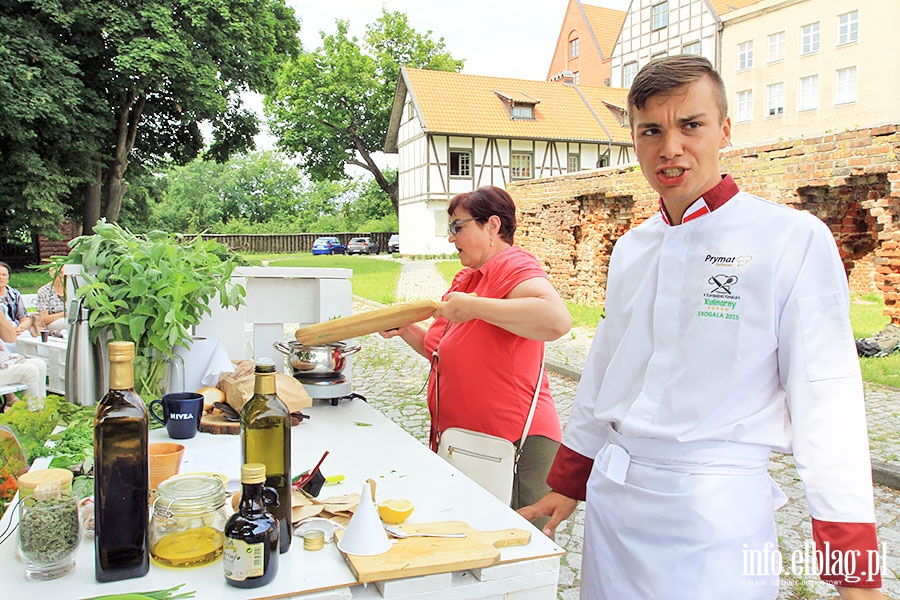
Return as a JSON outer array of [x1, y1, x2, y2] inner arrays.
[[339, 344, 362, 357], [273, 340, 293, 356]]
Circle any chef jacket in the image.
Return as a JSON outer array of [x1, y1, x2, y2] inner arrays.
[[547, 175, 881, 588]]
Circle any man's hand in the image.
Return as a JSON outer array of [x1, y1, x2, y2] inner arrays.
[[517, 491, 578, 537]]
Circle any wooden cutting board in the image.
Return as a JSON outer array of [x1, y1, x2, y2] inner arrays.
[[335, 521, 531, 583], [294, 299, 441, 345]]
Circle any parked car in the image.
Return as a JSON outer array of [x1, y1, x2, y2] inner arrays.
[[312, 236, 346, 255], [346, 237, 380, 255], [387, 234, 400, 254]]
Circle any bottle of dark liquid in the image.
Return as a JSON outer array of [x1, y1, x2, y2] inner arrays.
[[241, 358, 291, 553], [223, 463, 279, 588], [94, 341, 149, 582]]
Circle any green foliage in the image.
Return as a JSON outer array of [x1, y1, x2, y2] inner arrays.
[[266, 9, 463, 212], [850, 295, 900, 387], [143, 152, 396, 234], [0, 0, 301, 233], [51, 221, 246, 358], [0, 395, 64, 462], [267, 254, 401, 305]]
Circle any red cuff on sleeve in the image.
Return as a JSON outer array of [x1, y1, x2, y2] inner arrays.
[[812, 518, 882, 588], [546, 444, 593, 501]]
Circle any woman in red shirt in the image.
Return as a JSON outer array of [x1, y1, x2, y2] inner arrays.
[[383, 186, 571, 512]]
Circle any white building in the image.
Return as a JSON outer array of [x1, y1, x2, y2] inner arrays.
[[384, 67, 634, 256]]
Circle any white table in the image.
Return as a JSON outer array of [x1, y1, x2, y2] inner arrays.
[[0, 398, 563, 599], [14, 333, 67, 394]]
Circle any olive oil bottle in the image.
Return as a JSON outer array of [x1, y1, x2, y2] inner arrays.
[[94, 341, 150, 582], [223, 463, 279, 588], [241, 358, 291, 553]]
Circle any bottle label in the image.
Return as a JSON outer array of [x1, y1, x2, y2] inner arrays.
[[223, 537, 265, 581]]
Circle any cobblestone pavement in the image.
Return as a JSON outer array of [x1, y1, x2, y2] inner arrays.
[[346, 258, 900, 600]]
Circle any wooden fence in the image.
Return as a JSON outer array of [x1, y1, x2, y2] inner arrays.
[[199, 232, 397, 254]]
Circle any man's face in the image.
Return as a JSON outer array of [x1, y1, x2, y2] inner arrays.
[[630, 76, 731, 220]]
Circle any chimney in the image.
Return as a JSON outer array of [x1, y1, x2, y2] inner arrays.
[[550, 70, 576, 85]]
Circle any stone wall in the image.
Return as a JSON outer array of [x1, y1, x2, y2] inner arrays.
[[509, 124, 900, 322]]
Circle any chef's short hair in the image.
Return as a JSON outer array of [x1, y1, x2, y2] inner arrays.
[[448, 186, 516, 244], [626, 55, 728, 127]]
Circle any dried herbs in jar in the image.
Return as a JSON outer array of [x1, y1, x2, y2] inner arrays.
[[18, 484, 81, 580]]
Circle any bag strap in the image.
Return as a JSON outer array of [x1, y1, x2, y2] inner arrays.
[[515, 346, 544, 463], [433, 337, 545, 459]]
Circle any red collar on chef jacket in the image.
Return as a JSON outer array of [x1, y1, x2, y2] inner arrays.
[[658, 174, 739, 226]]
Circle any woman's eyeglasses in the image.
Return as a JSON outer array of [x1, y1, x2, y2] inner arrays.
[[448, 218, 476, 236]]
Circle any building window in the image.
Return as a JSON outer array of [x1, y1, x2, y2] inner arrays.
[[838, 10, 859, 45], [799, 75, 819, 111], [569, 37, 580, 59], [510, 152, 533, 179], [737, 41, 754, 71], [623, 61, 639, 87], [407, 102, 415, 121], [835, 66, 857, 104], [568, 154, 580, 172], [449, 151, 471, 177], [767, 82, 784, 116], [801, 22, 820, 55], [767, 31, 785, 63], [511, 104, 535, 120], [682, 42, 701, 55], [735, 90, 752, 122], [651, 2, 668, 31]]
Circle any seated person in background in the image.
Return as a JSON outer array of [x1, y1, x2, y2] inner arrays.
[[31, 267, 66, 335], [0, 310, 46, 411], [0, 261, 33, 351]]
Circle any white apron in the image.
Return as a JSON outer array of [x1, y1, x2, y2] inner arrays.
[[581, 427, 788, 600]]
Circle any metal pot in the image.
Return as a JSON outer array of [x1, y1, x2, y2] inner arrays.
[[273, 340, 361, 377]]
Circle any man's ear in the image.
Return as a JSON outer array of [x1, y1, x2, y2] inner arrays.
[[720, 116, 732, 149]]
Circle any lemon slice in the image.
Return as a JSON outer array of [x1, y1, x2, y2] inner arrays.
[[377, 499, 414, 524]]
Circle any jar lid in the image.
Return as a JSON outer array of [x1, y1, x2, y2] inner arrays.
[[17, 468, 74, 497], [155, 473, 226, 515]]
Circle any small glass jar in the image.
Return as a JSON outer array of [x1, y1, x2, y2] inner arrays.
[[18, 483, 81, 580], [150, 473, 231, 568]]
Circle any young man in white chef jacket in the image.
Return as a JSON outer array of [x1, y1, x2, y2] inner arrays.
[[519, 55, 883, 599]]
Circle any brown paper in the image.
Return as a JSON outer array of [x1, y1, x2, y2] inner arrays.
[[291, 492, 360, 526], [217, 359, 313, 416]]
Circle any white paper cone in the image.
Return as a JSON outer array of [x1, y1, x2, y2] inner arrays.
[[337, 481, 391, 556]]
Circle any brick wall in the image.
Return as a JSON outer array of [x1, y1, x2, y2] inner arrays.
[[509, 124, 900, 322], [37, 220, 81, 262]]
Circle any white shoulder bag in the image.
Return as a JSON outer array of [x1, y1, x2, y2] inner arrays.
[[434, 344, 544, 506]]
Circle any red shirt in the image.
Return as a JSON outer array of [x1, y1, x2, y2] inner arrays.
[[424, 246, 562, 450]]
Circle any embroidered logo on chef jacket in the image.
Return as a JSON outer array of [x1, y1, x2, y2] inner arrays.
[[703, 254, 752, 268], [698, 272, 742, 321]]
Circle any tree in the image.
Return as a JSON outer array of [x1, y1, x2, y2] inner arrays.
[[0, 0, 301, 235], [265, 9, 463, 214]]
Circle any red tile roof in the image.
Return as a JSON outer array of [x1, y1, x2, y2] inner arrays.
[[399, 68, 631, 145], [582, 4, 627, 58]]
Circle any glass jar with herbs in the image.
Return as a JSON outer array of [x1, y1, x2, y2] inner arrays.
[[18, 481, 81, 580]]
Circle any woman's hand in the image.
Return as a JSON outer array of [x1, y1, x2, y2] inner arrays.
[[379, 323, 429, 359]]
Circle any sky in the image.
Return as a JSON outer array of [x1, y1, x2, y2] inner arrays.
[[287, 0, 632, 81]]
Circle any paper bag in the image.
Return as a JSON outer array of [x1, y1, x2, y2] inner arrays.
[[217, 359, 312, 416]]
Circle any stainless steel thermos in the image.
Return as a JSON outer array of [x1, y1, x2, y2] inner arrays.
[[65, 297, 107, 406]]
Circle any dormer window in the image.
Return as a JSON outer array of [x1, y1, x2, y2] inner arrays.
[[512, 104, 534, 119], [494, 91, 539, 121]]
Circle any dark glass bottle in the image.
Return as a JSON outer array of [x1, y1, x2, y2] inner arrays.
[[223, 463, 279, 588], [94, 341, 149, 582], [241, 358, 292, 553]]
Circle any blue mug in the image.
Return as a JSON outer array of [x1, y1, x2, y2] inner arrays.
[[149, 392, 204, 439]]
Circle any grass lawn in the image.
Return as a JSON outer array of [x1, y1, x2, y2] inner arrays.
[[8, 268, 50, 294], [245, 253, 403, 306]]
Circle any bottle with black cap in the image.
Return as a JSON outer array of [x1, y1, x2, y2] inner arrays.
[[223, 463, 279, 588], [240, 357, 291, 552]]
